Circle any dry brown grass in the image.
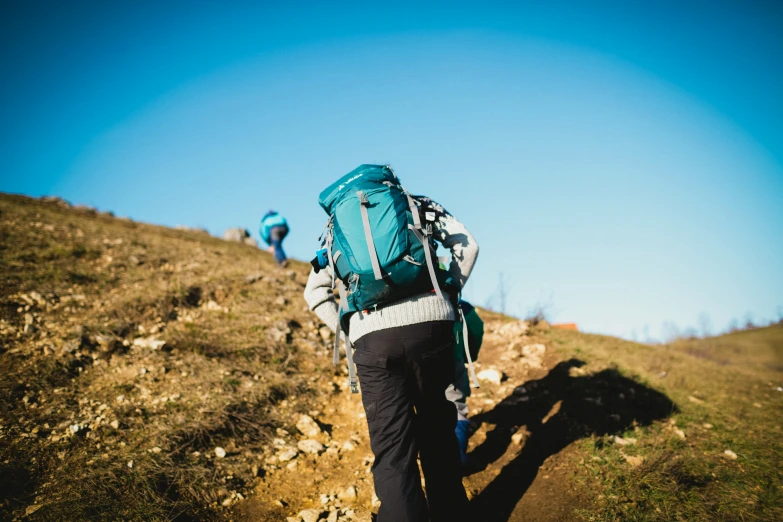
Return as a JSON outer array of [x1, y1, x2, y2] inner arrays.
[[0, 193, 332, 520]]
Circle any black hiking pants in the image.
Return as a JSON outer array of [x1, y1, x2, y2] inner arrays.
[[353, 321, 469, 522]]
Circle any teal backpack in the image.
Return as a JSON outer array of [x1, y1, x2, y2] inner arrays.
[[318, 164, 456, 392]]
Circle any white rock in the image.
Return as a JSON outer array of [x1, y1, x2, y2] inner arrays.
[[203, 300, 225, 312], [341, 441, 357, 452], [319, 326, 333, 342], [327, 509, 339, 522], [724, 449, 738, 460], [277, 447, 298, 462], [477, 369, 503, 385], [110, 420, 120, 430], [496, 320, 529, 337], [520, 344, 546, 368], [620, 452, 645, 468], [511, 433, 526, 445], [298, 439, 325, 455], [215, 447, 227, 458], [613, 435, 637, 446], [338, 485, 357, 502], [298, 508, 322, 522], [296, 415, 322, 437], [69, 424, 80, 434], [127, 460, 133, 469], [673, 428, 686, 440], [223, 227, 251, 242], [133, 336, 166, 350]]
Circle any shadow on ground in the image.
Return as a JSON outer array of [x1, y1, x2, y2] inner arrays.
[[468, 359, 677, 521]]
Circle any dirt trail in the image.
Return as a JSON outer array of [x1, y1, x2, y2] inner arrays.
[[238, 321, 592, 522]]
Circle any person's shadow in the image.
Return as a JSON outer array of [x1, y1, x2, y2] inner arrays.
[[467, 359, 677, 521]]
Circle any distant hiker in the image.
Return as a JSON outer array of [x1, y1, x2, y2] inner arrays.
[[447, 300, 484, 465], [304, 165, 479, 522], [260, 210, 289, 266]]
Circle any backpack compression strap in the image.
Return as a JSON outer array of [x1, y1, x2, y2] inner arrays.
[[357, 191, 384, 280]]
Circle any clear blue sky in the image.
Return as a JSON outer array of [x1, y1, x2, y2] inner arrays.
[[2, 1, 781, 341]]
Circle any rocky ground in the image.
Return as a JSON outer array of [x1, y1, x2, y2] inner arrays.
[[1, 193, 781, 521]]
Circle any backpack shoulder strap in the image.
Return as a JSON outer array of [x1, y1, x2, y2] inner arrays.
[[404, 191, 445, 300]]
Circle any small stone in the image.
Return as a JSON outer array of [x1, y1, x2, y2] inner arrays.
[[325, 447, 339, 457], [277, 447, 298, 462], [215, 447, 227, 458], [203, 300, 225, 312], [688, 395, 704, 404], [341, 441, 357, 452], [724, 449, 738, 460], [673, 428, 686, 440], [703, 423, 713, 429], [221, 496, 234, 507], [151, 447, 162, 454], [327, 509, 339, 522], [110, 420, 120, 430], [133, 336, 166, 350], [25, 504, 42, 516], [69, 424, 80, 434], [338, 485, 357, 502], [127, 460, 133, 469], [613, 435, 637, 446], [275, 296, 287, 306], [319, 326, 333, 342], [245, 273, 264, 284], [520, 343, 546, 368], [620, 452, 644, 467], [477, 368, 503, 385], [296, 415, 322, 437], [511, 433, 525, 445], [298, 439, 325, 455], [298, 509, 322, 522]]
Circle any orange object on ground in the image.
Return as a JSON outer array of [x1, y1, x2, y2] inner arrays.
[[552, 323, 579, 331]]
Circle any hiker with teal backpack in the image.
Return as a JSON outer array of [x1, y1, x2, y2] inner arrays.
[[303, 165, 480, 522], [260, 210, 289, 266], [447, 300, 484, 465]]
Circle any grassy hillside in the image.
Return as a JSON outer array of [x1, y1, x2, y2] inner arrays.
[[1, 192, 781, 521]]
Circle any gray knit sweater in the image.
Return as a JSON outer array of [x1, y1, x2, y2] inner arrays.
[[303, 196, 479, 343]]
